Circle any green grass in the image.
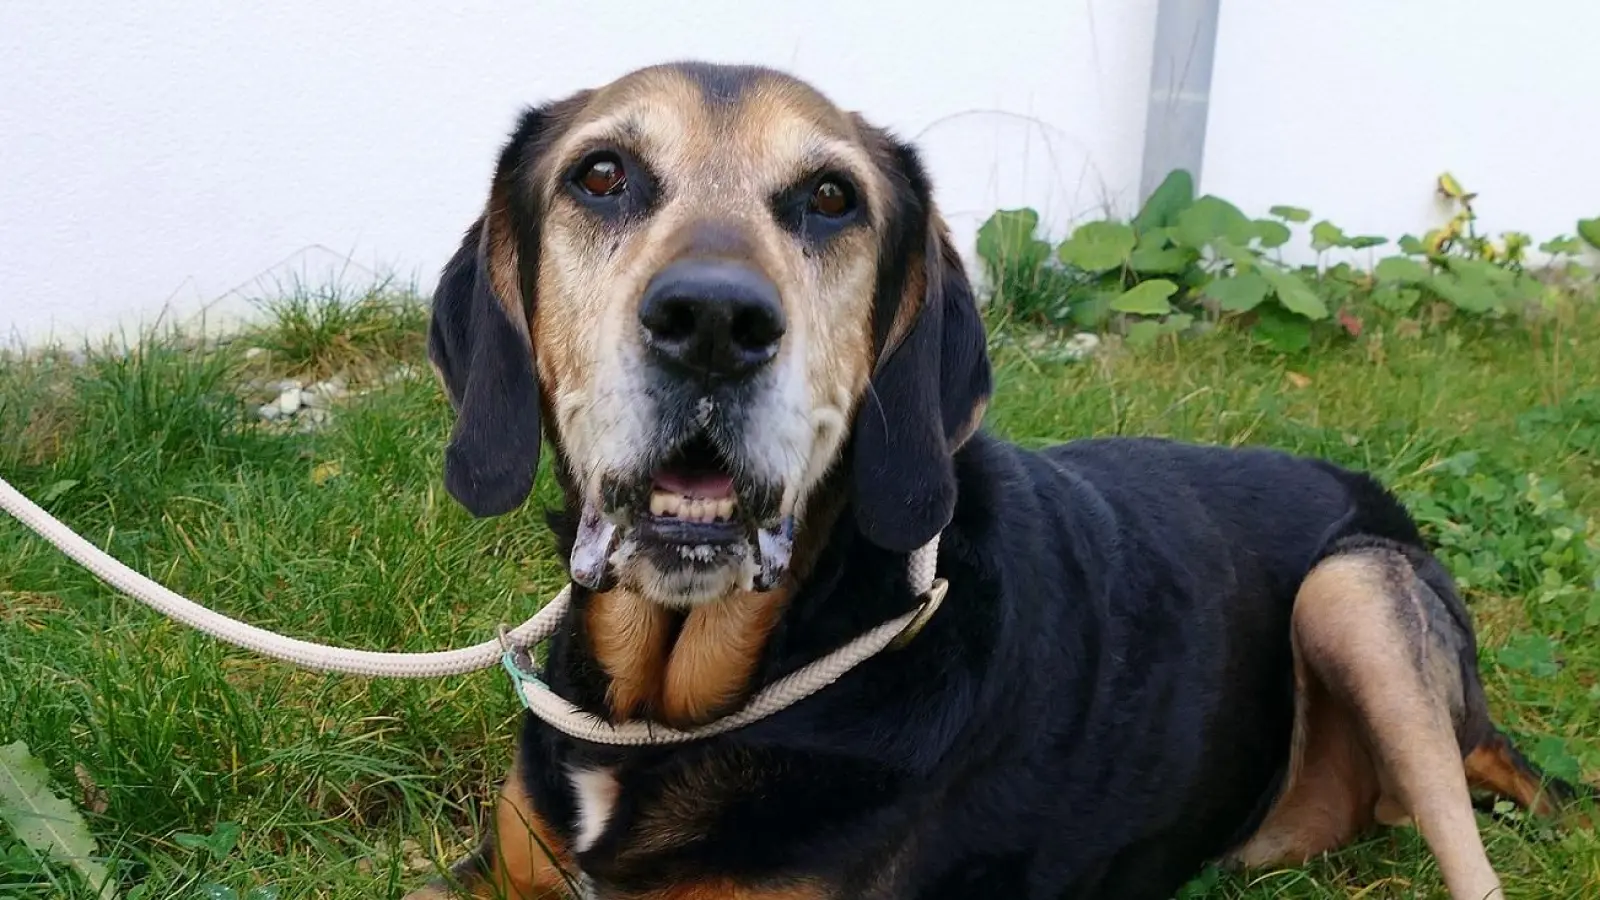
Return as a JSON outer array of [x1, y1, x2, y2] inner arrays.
[[2, 295, 1597, 899]]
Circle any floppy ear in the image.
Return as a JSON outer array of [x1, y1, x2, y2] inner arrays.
[[851, 138, 993, 554], [428, 108, 556, 517]]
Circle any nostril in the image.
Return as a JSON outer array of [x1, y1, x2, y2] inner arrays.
[[646, 297, 699, 345], [730, 302, 784, 353]]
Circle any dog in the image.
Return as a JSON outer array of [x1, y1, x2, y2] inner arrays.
[[408, 62, 1578, 900]]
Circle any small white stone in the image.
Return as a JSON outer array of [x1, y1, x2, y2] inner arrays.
[[276, 387, 303, 414], [303, 385, 329, 409], [275, 378, 303, 393], [1061, 332, 1101, 361], [244, 347, 265, 360], [257, 403, 282, 421]]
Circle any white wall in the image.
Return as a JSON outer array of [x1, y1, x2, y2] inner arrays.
[[1203, 1, 1600, 264], [0, 1, 1158, 347]]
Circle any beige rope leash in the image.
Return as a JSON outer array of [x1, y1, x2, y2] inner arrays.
[[0, 473, 944, 744]]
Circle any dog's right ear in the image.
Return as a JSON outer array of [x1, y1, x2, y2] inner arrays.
[[428, 106, 562, 517]]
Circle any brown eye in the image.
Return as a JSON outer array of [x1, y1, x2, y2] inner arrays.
[[578, 155, 627, 196], [809, 179, 854, 217]]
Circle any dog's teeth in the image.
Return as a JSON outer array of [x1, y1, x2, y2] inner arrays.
[[648, 490, 738, 522]]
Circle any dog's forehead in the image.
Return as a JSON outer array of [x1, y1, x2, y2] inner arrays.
[[556, 63, 868, 188]]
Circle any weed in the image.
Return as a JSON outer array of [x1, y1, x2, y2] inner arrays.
[[977, 172, 1600, 354]]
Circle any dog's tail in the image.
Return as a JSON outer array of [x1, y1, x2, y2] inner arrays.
[[1465, 728, 1595, 825]]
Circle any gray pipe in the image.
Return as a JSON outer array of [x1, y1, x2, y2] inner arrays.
[[1137, 0, 1221, 204]]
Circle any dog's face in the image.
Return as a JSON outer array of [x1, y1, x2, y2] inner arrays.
[[429, 63, 991, 607]]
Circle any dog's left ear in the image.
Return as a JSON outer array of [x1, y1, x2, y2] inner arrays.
[[851, 135, 993, 554]]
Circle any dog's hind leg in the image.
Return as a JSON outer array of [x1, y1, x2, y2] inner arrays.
[[1287, 543, 1510, 900]]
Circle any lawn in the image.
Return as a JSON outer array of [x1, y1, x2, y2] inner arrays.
[[2, 288, 1597, 899]]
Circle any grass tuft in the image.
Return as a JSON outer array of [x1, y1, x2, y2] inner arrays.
[[245, 278, 429, 381]]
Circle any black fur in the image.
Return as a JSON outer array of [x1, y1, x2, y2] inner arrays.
[[428, 108, 556, 517], [850, 136, 992, 554]]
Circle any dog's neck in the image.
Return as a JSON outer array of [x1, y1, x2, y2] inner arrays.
[[557, 471, 852, 728]]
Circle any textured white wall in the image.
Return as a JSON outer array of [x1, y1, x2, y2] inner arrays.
[[0, 1, 1158, 347], [1203, 1, 1600, 264]]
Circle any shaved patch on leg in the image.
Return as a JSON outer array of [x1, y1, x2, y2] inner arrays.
[[1291, 549, 1504, 900]]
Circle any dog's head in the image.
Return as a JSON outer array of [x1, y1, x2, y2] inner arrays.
[[429, 62, 990, 607]]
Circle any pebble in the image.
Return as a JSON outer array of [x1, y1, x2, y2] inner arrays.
[[244, 347, 265, 360], [258, 402, 282, 421], [276, 387, 303, 414], [1061, 332, 1101, 361]]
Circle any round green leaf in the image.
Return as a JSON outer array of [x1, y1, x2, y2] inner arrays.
[[1427, 271, 1500, 314], [1128, 243, 1195, 275], [1057, 221, 1137, 272], [1174, 196, 1254, 250], [1540, 235, 1584, 255], [1261, 269, 1329, 320], [1268, 205, 1312, 223], [1577, 217, 1600, 251], [1133, 170, 1195, 232], [1110, 279, 1178, 316], [1253, 219, 1292, 249], [1309, 220, 1349, 251], [976, 208, 1049, 270], [1252, 304, 1313, 353], [1374, 256, 1430, 284], [1204, 272, 1271, 312], [1346, 235, 1388, 250]]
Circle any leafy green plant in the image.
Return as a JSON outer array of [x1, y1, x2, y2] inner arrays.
[[974, 170, 1600, 353], [0, 742, 117, 898]]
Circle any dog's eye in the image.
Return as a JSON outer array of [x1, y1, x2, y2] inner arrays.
[[577, 155, 627, 197], [809, 179, 855, 218]]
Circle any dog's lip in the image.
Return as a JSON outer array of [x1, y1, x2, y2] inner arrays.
[[635, 514, 745, 546]]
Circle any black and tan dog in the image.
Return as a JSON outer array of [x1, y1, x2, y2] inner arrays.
[[411, 62, 1577, 900]]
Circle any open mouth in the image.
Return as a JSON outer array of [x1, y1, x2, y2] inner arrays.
[[570, 433, 794, 595], [639, 435, 744, 544], [648, 435, 738, 524]]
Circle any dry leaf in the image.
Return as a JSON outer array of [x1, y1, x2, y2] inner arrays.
[[1285, 371, 1312, 389], [311, 460, 343, 486], [74, 764, 108, 816]]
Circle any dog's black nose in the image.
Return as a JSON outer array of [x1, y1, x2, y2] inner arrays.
[[638, 260, 785, 379]]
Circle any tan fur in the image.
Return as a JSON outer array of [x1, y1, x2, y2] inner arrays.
[[1234, 551, 1506, 900], [1228, 640, 1380, 867], [587, 587, 676, 720], [661, 587, 792, 727], [1464, 732, 1564, 819]]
